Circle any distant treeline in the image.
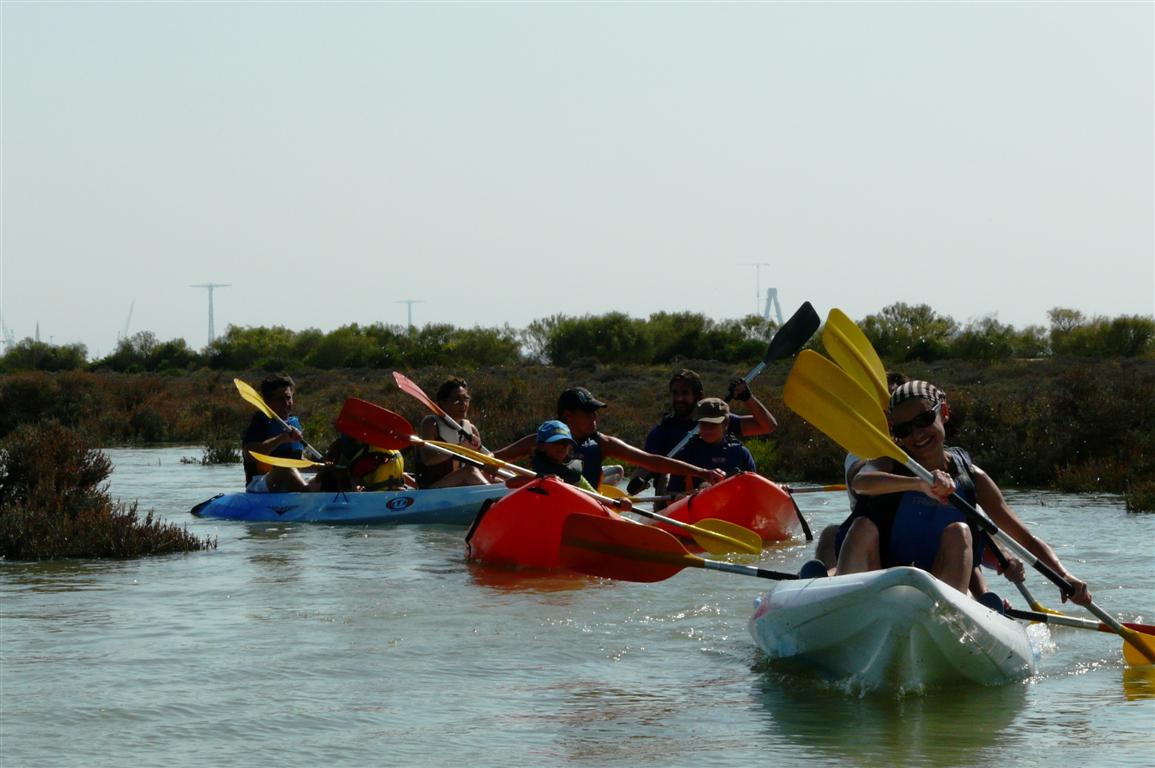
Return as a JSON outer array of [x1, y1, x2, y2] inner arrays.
[[1, 355, 1152, 510], [2, 304, 1152, 374]]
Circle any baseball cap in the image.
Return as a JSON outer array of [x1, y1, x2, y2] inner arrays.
[[692, 397, 730, 424], [557, 387, 606, 414], [536, 420, 574, 444]]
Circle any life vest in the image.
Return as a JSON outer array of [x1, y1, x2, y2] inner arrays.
[[349, 446, 406, 490], [668, 435, 756, 493]]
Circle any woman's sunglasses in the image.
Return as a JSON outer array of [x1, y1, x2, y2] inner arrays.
[[891, 403, 942, 439]]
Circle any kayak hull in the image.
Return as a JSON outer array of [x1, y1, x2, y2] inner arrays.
[[466, 476, 618, 570], [190, 483, 509, 525], [661, 472, 797, 542], [749, 567, 1037, 690]]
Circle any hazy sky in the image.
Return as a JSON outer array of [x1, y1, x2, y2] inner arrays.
[[2, 1, 1152, 358]]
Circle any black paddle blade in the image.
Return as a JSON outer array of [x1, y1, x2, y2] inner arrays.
[[764, 301, 820, 362]]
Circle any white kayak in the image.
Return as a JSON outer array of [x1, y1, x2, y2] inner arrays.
[[749, 567, 1038, 690], [190, 483, 509, 525]]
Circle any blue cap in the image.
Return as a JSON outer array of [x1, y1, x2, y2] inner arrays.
[[536, 419, 574, 444]]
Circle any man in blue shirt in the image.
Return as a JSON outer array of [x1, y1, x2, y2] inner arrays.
[[242, 374, 309, 492]]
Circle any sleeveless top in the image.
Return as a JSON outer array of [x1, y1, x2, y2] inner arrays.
[[856, 447, 985, 570], [415, 415, 478, 487], [574, 434, 604, 488]]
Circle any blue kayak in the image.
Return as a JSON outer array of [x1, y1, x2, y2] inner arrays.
[[190, 483, 509, 524]]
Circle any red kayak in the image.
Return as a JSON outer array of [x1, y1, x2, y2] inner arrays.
[[465, 476, 620, 570], [659, 472, 797, 543]]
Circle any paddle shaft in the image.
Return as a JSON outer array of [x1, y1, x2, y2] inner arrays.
[[393, 371, 475, 444], [1006, 608, 1155, 637], [783, 484, 848, 494]]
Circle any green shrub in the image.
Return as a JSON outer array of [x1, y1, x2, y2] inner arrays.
[[0, 422, 215, 560]]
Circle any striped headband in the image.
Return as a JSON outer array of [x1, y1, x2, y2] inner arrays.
[[888, 380, 945, 413]]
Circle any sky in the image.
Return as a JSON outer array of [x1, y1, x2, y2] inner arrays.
[[1, 1, 1152, 358]]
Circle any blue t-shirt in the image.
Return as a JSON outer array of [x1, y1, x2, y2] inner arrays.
[[667, 436, 755, 493], [242, 413, 304, 482], [643, 414, 743, 456]]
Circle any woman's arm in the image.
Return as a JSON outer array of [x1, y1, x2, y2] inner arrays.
[[973, 466, 1091, 605]]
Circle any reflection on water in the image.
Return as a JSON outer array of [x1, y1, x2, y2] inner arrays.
[[1122, 664, 1155, 701], [752, 667, 1028, 766], [466, 561, 601, 594]]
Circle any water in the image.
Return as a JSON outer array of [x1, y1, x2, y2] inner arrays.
[[2, 447, 1152, 767]]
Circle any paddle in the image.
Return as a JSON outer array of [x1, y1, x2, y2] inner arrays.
[[559, 513, 797, 583], [233, 378, 323, 460], [821, 308, 889, 410], [392, 371, 475, 444], [597, 484, 677, 505], [335, 398, 501, 476], [1005, 608, 1155, 638], [783, 352, 1155, 665], [248, 451, 326, 470], [782, 483, 848, 494]]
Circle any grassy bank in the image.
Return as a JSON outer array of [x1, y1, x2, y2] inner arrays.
[[1, 358, 1152, 508]]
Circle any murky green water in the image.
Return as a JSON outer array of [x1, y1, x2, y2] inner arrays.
[[2, 447, 1152, 767]]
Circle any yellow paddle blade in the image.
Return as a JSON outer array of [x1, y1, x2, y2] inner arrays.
[[822, 309, 889, 410], [599, 484, 628, 499], [234, 378, 276, 419], [1123, 628, 1155, 666], [788, 351, 893, 440], [426, 439, 524, 473], [690, 518, 764, 556], [784, 352, 909, 464], [248, 451, 322, 469]]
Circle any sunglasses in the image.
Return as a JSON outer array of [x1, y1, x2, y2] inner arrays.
[[891, 402, 941, 439]]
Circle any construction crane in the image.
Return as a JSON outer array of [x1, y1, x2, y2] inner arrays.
[[190, 283, 230, 346], [763, 288, 784, 326]]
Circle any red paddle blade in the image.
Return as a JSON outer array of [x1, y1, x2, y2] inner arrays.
[[560, 514, 700, 583], [335, 398, 415, 451], [392, 371, 446, 416]]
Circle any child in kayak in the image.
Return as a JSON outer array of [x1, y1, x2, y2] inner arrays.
[[242, 374, 311, 492], [531, 420, 595, 492], [832, 380, 1092, 606], [667, 398, 756, 494]]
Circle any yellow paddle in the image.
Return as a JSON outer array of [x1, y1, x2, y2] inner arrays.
[[233, 378, 322, 460], [248, 451, 326, 470], [821, 308, 889, 410], [783, 352, 1155, 665], [430, 439, 763, 556]]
